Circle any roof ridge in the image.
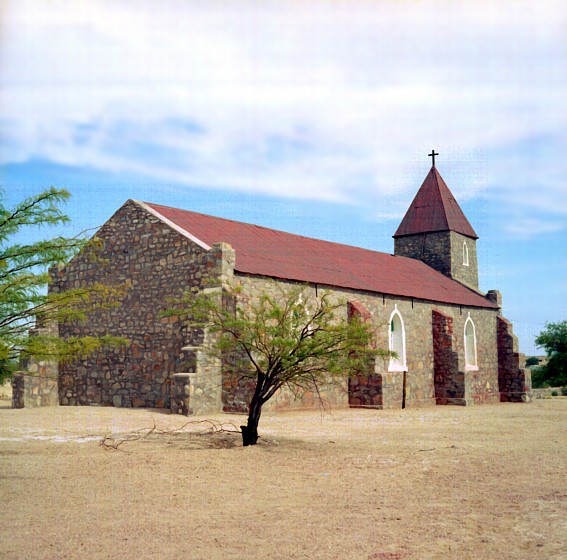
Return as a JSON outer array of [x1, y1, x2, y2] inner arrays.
[[144, 200, 390, 256], [431, 167, 450, 231]]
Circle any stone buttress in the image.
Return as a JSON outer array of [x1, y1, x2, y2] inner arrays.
[[172, 242, 236, 415], [497, 316, 531, 402]]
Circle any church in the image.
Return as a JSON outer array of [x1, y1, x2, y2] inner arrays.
[[48, 157, 530, 414]]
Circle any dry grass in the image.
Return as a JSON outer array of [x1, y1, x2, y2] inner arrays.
[[0, 399, 565, 559]]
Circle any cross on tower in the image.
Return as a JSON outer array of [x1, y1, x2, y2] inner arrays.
[[428, 150, 439, 167]]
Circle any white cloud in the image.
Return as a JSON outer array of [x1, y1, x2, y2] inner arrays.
[[504, 218, 566, 238], [1, 0, 566, 223]]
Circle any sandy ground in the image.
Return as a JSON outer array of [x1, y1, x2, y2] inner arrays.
[[0, 399, 565, 560]]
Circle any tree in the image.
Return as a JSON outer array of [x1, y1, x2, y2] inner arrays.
[[0, 187, 125, 382], [531, 321, 567, 388], [168, 282, 391, 446], [525, 356, 540, 367]]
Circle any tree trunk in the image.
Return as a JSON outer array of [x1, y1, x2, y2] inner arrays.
[[241, 394, 263, 446]]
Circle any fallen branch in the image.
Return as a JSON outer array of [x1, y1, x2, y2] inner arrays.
[[99, 418, 241, 451], [99, 432, 142, 452]]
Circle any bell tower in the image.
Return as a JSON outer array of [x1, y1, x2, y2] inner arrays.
[[393, 151, 479, 291]]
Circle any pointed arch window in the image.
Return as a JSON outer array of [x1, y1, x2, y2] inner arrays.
[[388, 307, 407, 372], [464, 316, 478, 370], [463, 241, 469, 266]]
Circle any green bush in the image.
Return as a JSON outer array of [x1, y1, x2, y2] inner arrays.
[[561, 387, 567, 396], [525, 356, 540, 367], [551, 390, 558, 397], [533, 321, 567, 388]]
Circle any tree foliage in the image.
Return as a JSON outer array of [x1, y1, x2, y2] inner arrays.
[[525, 356, 540, 367], [168, 282, 391, 446], [0, 188, 126, 381], [531, 320, 567, 388]]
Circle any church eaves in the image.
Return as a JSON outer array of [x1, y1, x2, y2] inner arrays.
[[138, 201, 496, 309], [393, 166, 478, 239]]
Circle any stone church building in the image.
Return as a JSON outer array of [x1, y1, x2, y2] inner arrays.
[[39, 162, 529, 413]]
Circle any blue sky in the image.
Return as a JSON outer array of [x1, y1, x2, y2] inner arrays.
[[1, 0, 566, 355]]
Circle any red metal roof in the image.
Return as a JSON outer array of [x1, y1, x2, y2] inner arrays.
[[141, 201, 496, 309], [393, 167, 478, 239]]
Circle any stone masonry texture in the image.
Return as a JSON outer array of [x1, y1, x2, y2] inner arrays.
[[347, 301, 382, 409], [52, 201, 226, 410], [497, 316, 531, 402], [11, 372, 59, 409], [432, 310, 464, 405], [12, 322, 59, 408], [394, 231, 479, 290], [226, 274, 504, 412]]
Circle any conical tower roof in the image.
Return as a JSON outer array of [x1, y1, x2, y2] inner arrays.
[[393, 166, 478, 239]]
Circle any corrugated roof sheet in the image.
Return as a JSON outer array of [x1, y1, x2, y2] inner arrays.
[[141, 201, 496, 309], [394, 167, 478, 239]]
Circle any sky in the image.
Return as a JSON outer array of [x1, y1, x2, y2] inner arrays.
[[1, 0, 566, 355]]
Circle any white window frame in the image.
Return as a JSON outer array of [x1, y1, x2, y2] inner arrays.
[[388, 306, 407, 372], [295, 293, 313, 332], [464, 315, 478, 371], [463, 240, 469, 266]]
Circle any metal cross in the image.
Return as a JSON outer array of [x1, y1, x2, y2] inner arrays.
[[428, 150, 439, 167]]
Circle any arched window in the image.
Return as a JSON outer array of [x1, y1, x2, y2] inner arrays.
[[388, 307, 406, 371], [294, 293, 313, 332], [464, 316, 478, 370], [463, 241, 469, 266]]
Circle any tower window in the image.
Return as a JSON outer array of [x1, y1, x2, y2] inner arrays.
[[464, 316, 478, 370], [463, 241, 469, 266], [388, 307, 407, 372]]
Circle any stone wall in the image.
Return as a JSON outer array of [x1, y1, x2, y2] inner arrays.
[[394, 231, 479, 290], [170, 373, 193, 414], [52, 200, 228, 410], [449, 232, 479, 290], [182, 287, 226, 415], [348, 373, 383, 408], [0, 379, 12, 400], [432, 310, 465, 405], [347, 301, 382, 409], [219, 277, 351, 413], [395, 232, 452, 278], [11, 372, 59, 408], [13, 321, 59, 408], [532, 387, 563, 398], [497, 316, 531, 402], [228, 274, 502, 411]]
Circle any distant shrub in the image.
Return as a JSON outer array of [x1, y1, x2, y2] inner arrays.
[[525, 356, 540, 367], [534, 321, 567, 388], [551, 390, 558, 397]]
